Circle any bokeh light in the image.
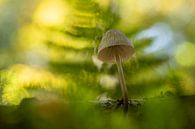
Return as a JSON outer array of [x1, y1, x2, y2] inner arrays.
[[33, 0, 69, 26], [175, 42, 195, 67]]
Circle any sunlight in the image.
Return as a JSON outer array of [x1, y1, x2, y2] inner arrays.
[[20, 25, 92, 50], [2, 64, 68, 104], [156, 0, 183, 14], [3, 86, 30, 105], [175, 42, 195, 67], [17, 25, 46, 49], [33, 0, 69, 26], [117, 0, 144, 31], [117, 0, 184, 31], [0, 0, 4, 7]]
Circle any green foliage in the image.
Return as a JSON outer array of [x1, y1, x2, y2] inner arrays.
[[0, 0, 195, 129]]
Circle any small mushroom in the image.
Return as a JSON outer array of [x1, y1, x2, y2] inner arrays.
[[97, 29, 134, 113]]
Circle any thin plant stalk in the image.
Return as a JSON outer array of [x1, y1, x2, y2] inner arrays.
[[115, 54, 128, 113]]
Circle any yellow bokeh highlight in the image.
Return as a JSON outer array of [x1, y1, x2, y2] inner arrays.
[[117, 0, 184, 31], [17, 24, 46, 50], [175, 42, 195, 67], [33, 0, 69, 26], [18, 24, 91, 51], [0, 0, 4, 7], [2, 64, 68, 104], [156, 0, 183, 14]]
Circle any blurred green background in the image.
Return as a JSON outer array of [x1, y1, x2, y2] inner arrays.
[[0, 0, 195, 129]]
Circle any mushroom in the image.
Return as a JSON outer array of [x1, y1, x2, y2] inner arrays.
[[97, 29, 134, 113]]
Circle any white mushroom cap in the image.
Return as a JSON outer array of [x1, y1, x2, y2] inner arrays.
[[98, 29, 134, 63]]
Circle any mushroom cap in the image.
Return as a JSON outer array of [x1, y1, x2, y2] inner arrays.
[[98, 29, 134, 63]]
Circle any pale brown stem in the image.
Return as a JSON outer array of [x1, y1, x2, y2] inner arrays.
[[115, 54, 128, 113]]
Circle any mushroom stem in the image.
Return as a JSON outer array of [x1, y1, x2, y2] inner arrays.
[[115, 54, 128, 113]]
